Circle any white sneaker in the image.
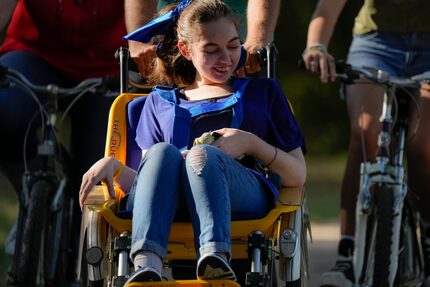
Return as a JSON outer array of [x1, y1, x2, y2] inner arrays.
[[320, 258, 354, 287], [196, 253, 236, 281]]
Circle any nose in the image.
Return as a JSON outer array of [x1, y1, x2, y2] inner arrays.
[[219, 48, 231, 62]]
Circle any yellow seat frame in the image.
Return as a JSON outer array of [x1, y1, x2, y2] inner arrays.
[[81, 92, 306, 286]]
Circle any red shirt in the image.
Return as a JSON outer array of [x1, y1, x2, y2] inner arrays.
[[0, 0, 127, 81]]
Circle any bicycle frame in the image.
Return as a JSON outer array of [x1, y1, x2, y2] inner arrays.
[[353, 81, 424, 286], [0, 65, 115, 286], [10, 87, 75, 285]]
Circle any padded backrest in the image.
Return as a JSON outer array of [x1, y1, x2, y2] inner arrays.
[[126, 96, 147, 170]]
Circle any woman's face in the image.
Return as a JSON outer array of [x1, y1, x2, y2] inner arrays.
[[181, 17, 241, 86]]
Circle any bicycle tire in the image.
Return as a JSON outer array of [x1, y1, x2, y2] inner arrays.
[[273, 205, 309, 287], [396, 194, 424, 285], [284, 210, 309, 287], [373, 184, 394, 287], [17, 179, 51, 286], [47, 193, 74, 285], [80, 208, 115, 287]]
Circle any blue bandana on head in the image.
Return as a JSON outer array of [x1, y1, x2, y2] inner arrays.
[[124, 0, 193, 43], [123, 0, 247, 71]]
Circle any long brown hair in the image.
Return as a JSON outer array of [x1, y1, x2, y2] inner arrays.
[[148, 0, 240, 87]]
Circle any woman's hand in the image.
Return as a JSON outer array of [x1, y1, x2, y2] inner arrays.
[[302, 44, 336, 83], [211, 128, 253, 159], [79, 157, 121, 209]]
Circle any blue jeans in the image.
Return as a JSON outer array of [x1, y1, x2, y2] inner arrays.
[[0, 51, 113, 184], [347, 32, 430, 77], [126, 143, 271, 260]]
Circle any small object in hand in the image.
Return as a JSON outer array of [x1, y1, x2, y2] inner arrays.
[[193, 131, 221, 146]]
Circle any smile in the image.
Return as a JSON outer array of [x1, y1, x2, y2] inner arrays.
[[213, 66, 230, 73]]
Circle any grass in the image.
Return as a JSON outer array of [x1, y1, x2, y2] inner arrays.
[[0, 154, 346, 285], [304, 154, 346, 222]]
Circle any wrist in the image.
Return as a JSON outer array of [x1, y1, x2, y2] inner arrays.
[[243, 41, 266, 54], [247, 134, 265, 158], [113, 159, 124, 180], [303, 43, 328, 56]]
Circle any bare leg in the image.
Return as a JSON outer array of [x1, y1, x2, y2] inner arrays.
[[406, 87, 430, 223], [320, 82, 385, 286], [340, 82, 384, 237]]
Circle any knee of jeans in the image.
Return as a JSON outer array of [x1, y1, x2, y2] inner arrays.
[[187, 144, 217, 176], [146, 142, 181, 160]]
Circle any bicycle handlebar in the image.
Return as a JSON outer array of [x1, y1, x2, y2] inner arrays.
[[333, 61, 427, 89], [299, 59, 430, 89], [0, 63, 120, 97]]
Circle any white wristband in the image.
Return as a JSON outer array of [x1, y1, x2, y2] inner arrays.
[[303, 43, 328, 55]]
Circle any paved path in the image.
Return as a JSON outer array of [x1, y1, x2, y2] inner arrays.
[[308, 221, 339, 287]]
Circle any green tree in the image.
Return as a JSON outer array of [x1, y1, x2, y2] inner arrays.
[[275, 0, 362, 155]]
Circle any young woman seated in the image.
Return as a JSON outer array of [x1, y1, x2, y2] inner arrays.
[[79, 0, 306, 283]]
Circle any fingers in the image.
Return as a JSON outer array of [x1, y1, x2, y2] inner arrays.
[[135, 54, 154, 79], [319, 56, 336, 83], [420, 83, 430, 97], [78, 157, 120, 210], [244, 53, 261, 75], [129, 42, 156, 79], [79, 174, 115, 209], [233, 67, 246, 78], [309, 57, 320, 74], [303, 50, 336, 83], [104, 177, 116, 199], [234, 53, 261, 77], [79, 173, 99, 209]]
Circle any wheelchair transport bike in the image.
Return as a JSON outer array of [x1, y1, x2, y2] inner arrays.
[[330, 62, 429, 286], [77, 46, 311, 287], [0, 64, 118, 286]]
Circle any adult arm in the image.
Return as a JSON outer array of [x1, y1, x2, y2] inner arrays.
[[302, 0, 347, 83], [124, 0, 158, 78], [239, 0, 281, 75], [243, 0, 280, 53]]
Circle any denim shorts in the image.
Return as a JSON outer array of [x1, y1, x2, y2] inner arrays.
[[347, 31, 430, 78]]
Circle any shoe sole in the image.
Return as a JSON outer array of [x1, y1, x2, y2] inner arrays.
[[197, 255, 236, 281], [126, 268, 162, 283]]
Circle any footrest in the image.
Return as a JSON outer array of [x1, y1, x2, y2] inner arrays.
[[126, 280, 240, 287]]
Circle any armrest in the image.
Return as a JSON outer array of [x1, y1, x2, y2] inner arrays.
[[277, 187, 304, 206], [82, 185, 112, 206]]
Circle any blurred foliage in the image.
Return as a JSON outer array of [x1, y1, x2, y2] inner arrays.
[[275, 0, 362, 155]]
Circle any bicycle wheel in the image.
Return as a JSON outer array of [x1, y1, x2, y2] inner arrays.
[[79, 208, 116, 287], [373, 184, 394, 286], [17, 179, 51, 286], [46, 192, 74, 285], [396, 194, 424, 286], [273, 206, 309, 287]]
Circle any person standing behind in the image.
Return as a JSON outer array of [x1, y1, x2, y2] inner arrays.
[[124, 0, 280, 79], [302, 0, 430, 286], [0, 0, 127, 265], [0, 0, 127, 191]]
